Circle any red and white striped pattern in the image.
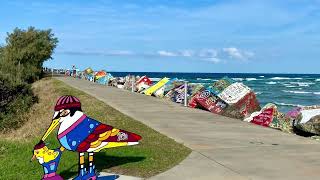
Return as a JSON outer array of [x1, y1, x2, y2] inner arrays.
[[54, 95, 81, 111]]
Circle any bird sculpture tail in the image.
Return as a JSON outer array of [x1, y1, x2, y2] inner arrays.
[[77, 124, 142, 152]]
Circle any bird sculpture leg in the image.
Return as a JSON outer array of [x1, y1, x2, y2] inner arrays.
[[74, 153, 86, 180], [83, 152, 97, 180]]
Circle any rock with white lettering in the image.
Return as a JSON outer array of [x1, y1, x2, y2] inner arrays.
[[294, 106, 320, 135], [245, 103, 293, 132], [188, 77, 260, 119]]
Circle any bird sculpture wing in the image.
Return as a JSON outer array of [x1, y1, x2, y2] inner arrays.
[[76, 124, 142, 152]]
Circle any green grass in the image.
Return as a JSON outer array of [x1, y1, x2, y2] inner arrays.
[[0, 78, 191, 179]]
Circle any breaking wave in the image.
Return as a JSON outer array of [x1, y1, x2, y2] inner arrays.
[[266, 81, 277, 85], [316, 79, 320, 82], [232, 78, 243, 81], [270, 77, 291, 80], [270, 77, 304, 80], [274, 102, 302, 107], [196, 78, 212, 81], [289, 82, 315, 87], [282, 90, 320, 95], [282, 90, 312, 94], [246, 78, 257, 81], [284, 85, 297, 88]]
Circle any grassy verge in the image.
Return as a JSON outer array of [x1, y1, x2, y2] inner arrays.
[[0, 78, 191, 179]]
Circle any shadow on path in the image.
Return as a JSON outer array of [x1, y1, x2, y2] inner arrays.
[[60, 154, 145, 179]]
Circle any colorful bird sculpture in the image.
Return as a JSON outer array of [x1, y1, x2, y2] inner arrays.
[[40, 95, 142, 180], [31, 141, 65, 180]]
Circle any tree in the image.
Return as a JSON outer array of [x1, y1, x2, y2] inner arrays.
[[0, 27, 57, 131], [0, 27, 58, 83]]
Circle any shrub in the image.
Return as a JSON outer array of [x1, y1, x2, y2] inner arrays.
[[0, 27, 57, 132], [0, 80, 37, 131]]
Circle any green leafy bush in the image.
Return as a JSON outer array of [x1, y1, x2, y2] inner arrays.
[[0, 27, 57, 132], [0, 82, 36, 131]]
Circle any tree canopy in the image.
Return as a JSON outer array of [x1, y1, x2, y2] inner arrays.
[[0, 27, 58, 131], [0, 27, 58, 84]]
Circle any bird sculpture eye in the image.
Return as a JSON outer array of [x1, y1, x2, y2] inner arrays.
[[61, 110, 69, 117]]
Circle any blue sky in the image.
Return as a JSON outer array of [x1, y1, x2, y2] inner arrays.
[[0, 0, 319, 73]]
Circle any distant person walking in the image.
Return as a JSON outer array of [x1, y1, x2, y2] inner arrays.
[[72, 65, 76, 78]]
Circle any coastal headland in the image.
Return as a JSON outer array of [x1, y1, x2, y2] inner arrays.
[[57, 76, 320, 180]]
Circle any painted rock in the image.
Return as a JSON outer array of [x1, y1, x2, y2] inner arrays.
[[294, 106, 320, 135], [244, 103, 292, 132]]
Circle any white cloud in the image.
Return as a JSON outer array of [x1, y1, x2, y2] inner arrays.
[[198, 49, 218, 58], [108, 50, 133, 56], [222, 47, 254, 60], [205, 57, 221, 63], [157, 50, 177, 57], [179, 50, 194, 57], [57, 47, 254, 63]]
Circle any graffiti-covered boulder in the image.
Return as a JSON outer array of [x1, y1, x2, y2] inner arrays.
[[123, 75, 138, 90], [144, 77, 170, 96], [188, 84, 205, 99], [83, 67, 95, 81], [293, 106, 320, 135], [136, 76, 152, 92], [164, 83, 193, 104], [189, 77, 260, 119], [95, 70, 109, 85], [188, 89, 228, 114], [244, 103, 292, 132], [84, 67, 93, 75], [221, 91, 260, 119]]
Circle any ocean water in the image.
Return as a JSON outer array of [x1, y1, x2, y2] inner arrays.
[[110, 72, 320, 113]]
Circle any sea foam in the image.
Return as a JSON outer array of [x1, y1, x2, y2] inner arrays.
[[289, 82, 315, 87], [266, 81, 277, 85], [282, 90, 312, 94], [274, 102, 302, 107], [232, 78, 243, 81], [270, 77, 291, 80], [246, 78, 257, 81]]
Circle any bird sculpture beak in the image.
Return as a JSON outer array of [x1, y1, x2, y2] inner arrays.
[[41, 118, 60, 141]]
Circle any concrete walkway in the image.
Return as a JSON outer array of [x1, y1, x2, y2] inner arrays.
[[57, 77, 320, 180]]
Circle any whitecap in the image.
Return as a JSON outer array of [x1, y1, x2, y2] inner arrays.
[[196, 78, 212, 81], [255, 92, 263, 95], [314, 92, 320, 95], [232, 78, 243, 81], [289, 82, 314, 87], [274, 102, 302, 107], [315, 79, 320, 82], [259, 76, 265, 78], [270, 77, 291, 80], [282, 90, 312, 94], [246, 78, 257, 81], [266, 81, 277, 85]]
